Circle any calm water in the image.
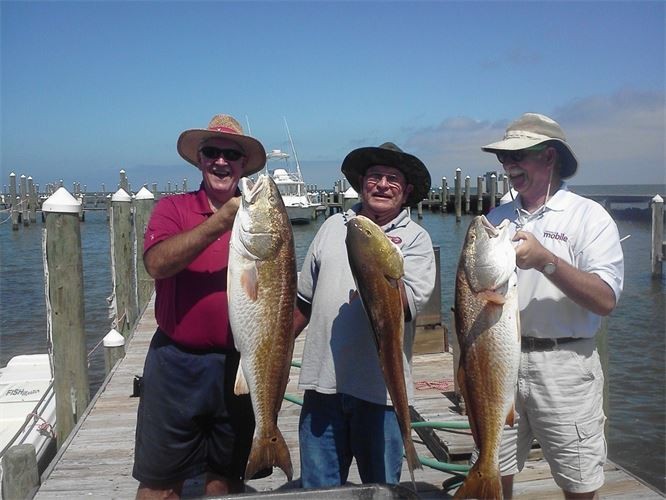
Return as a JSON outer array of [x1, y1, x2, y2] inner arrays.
[[1, 188, 664, 492]]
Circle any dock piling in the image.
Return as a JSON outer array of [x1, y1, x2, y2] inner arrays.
[[103, 328, 126, 375], [42, 187, 90, 447], [2, 444, 40, 499], [110, 189, 138, 337], [454, 169, 462, 223], [134, 187, 156, 311], [651, 195, 664, 277]]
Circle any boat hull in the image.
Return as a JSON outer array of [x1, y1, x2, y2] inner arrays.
[[0, 354, 57, 484]]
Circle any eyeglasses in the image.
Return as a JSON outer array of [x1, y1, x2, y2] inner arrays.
[[364, 172, 404, 189], [496, 145, 547, 165], [199, 146, 244, 162]]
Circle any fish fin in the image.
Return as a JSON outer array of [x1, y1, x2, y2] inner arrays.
[[240, 264, 260, 302], [478, 290, 506, 305], [506, 403, 516, 428], [234, 364, 250, 395], [386, 276, 400, 289], [454, 462, 503, 499], [245, 427, 293, 481]]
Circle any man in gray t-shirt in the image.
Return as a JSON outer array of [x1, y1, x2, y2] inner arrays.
[[293, 142, 436, 488]]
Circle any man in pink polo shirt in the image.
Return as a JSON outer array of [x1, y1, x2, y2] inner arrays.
[[132, 114, 267, 498]]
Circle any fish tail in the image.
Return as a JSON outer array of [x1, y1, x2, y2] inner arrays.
[[245, 427, 293, 482], [453, 462, 503, 499], [404, 436, 421, 491]]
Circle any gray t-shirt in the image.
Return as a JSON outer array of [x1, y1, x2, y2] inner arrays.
[[297, 204, 436, 406]]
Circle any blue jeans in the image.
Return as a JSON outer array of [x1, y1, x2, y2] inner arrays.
[[298, 390, 403, 488]]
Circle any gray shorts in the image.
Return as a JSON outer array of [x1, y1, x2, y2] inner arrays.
[[474, 337, 607, 493]]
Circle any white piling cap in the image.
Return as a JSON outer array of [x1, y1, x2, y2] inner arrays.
[[42, 187, 82, 214], [652, 194, 663, 203], [103, 328, 125, 347], [112, 188, 131, 202], [134, 186, 155, 200]]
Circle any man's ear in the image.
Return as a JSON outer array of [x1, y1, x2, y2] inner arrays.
[[402, 184, 414, 204]]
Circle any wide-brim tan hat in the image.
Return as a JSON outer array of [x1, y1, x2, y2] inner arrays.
[[341, 142, 431, 208], [481, 112, 578, 179], [177, 114, 267, 176]]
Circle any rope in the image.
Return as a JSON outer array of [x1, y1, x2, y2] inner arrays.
[[26, 412, 56, 439], [414, 379, 455, 392]]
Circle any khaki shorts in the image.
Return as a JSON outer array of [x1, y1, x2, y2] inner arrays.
[[473, 337, 607, 493]]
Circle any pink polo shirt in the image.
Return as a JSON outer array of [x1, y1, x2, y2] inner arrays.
[[143, 185, 235, 350]]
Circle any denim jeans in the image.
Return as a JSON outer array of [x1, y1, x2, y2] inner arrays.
[[298, 390, 403, 488]]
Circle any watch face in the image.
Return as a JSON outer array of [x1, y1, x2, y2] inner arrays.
[[543, 262, 557, 275]]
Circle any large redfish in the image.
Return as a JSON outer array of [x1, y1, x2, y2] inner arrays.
[[454, 215, 520, 499], [228, 174, 296, 481], [345, 214, 422, 487]]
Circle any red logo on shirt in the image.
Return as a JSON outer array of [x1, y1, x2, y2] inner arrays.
[[389, 236, 402, 244]]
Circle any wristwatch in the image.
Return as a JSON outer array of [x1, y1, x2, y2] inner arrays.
[[542, 254, 559, 275]]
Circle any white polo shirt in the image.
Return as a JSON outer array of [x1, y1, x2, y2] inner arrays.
[[487, 183, 624, 339]]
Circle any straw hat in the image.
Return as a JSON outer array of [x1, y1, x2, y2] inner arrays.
[[177, 114, 267, 176], [341, 142, 431, 208], [481, 113, 578, 179]]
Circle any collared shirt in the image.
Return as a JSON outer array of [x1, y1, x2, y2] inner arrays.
[[143, 184, 234, 350], [487, 183, 624, 339], [297, 204, 436, 405]]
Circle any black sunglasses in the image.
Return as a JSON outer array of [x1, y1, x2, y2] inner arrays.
[[496, 145, 547, 165], [199, 146, 244, 162]]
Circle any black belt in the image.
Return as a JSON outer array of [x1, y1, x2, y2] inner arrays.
[[521, 336, 580, 351]]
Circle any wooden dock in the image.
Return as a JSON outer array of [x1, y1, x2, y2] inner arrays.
[[34, 298, 664, 499]]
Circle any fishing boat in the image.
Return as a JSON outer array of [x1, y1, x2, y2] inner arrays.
[[0, 354, 57, 484], [267, 150, 320, 224], [264, 119, 320, 224]]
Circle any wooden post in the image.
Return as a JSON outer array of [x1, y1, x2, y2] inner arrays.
[[111, 189, 137, 337], [1, 444, 40, 499], [42, 188, 90, 447], [651, 195, 664, 277], [28, 176, 37, 222], [464, 176, 471, 214], [489, 174, 497, 211], [502, 174, 509, 196], [20, 174, 29, 227], [119, 169, 129, 193], [454, 169, 462, 223], [103, 328, 126, 375], [476, 176, 484, 214], [134, 187, 155, 312], [441, 177, 448, 213], [417, 200, 423, 219], [9, 172, 19, 230]]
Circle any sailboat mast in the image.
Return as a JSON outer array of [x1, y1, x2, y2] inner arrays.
[[283, 117, 302, 179]]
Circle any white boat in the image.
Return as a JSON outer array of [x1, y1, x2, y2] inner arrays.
[[0, 354, 57, 485], [267, 150, 320, 224], [265, 120, 321, 224]]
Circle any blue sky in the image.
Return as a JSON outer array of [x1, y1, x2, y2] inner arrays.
[[2, 1, 664, 193]]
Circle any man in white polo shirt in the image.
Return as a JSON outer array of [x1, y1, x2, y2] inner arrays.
[[483, 113, 624, 499]]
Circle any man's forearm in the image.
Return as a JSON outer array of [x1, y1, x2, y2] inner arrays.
[[144, 209, 235, 279]]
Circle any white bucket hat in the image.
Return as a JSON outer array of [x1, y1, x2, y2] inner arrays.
[[482, 112, 578, 179]]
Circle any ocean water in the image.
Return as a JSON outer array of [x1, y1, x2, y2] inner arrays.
[[0, 189, 664, 493]]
